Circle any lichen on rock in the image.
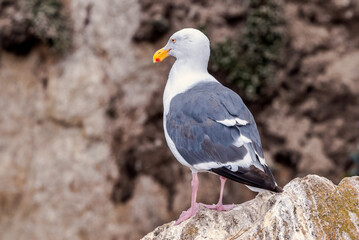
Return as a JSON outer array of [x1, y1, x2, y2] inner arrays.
[[0, 0, 71, 55], [142, 175, 359, 240], [26, 0, 72, 54]]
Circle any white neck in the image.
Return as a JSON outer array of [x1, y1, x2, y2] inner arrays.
[[163, 59, 217, 115]]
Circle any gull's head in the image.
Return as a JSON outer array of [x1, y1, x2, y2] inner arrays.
[[153, 28, 210, 65]]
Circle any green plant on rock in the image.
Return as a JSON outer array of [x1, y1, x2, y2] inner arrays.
[[211, 0, 285, 99], [26, 0, 72, 54]]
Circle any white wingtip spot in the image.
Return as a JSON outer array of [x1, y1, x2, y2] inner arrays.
[[216, 119, 236, 126], [235, 118, 249, 125], [240, 134, 252, 143], [216, 118, 249, 127]]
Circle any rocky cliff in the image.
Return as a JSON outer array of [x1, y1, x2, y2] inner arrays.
[[143, 175, 359, 240], [0, 0, 145, 239]]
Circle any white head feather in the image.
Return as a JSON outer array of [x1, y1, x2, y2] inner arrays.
[[161, 28, 217, 115], [163, 28, 210, 69]]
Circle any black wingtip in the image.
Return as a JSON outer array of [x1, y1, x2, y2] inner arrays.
[[210, 165, 283, 193], [274, 185, 283, 193]]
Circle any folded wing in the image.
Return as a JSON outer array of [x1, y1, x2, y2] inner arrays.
[[166, 82, 281, 192]]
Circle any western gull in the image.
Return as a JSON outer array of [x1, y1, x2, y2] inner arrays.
[[153, 28, 282, 225]]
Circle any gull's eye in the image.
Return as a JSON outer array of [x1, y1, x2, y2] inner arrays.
[[171, 38, 175, 43]]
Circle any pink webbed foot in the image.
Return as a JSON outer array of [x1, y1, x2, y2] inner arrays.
[[175, 203, 200, 225], [201, 203, 235, 211]]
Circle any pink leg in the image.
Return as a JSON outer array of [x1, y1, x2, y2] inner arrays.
[[202, 176, 235, 211], [175, 172, 200, 225]]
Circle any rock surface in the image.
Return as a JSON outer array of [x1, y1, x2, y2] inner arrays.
[[0, 1, 143, 239], [143, 175, 359, 240]]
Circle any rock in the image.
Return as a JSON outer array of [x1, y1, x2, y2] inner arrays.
[[0, 0, 35, 54], [0, 1, 142, 240], [297, 0, 359, 23], [116, 175, 170, 239], [317, 51, 359, 95], [264, 106, 335, 177], [142, 175, 359, 240], [0, 0, 71, 54], [288, 16, 330, 54], [223, 4, 247, 23], [132, 0, 172, 42]]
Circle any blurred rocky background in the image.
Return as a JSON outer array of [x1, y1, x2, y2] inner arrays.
[[0, 0, 358, 239]]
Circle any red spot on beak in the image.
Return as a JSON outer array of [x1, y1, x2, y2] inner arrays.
[[156, 58, 161, 62]]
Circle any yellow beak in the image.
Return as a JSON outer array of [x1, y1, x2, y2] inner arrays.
[[153, 48, 170, 63]]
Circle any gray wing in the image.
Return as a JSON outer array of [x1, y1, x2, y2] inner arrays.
[[166, 82, 280, 192], [215, 84, 265, 160]]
